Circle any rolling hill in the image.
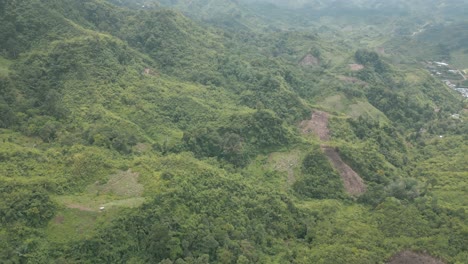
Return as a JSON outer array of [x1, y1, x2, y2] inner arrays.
[[0, 0, 466, 263]]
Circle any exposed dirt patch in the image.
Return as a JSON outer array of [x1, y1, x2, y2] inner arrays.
[[376, 47, 386, 55], [322, 146, 366, 196], [142, 68, 159, 76], [299, 54, 320, 66], [299, 111, 330, 141], [349, 63, 364, 71], [66, 204, 96, 212], [300, 111, 366, 195], [338, 75, 367, 86], [387, 251, 445, 264], [133, 143, 150, 153], [53, 215, 64, 224]]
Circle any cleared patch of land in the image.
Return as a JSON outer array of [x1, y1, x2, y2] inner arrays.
[[47, 209, 99, 243], [338, 75, 367, 85], [322, 146, 366, 196], [320, 94, 348, 112], [299, 110, 366, 196], [88, 169, 144, 197], [66, 204, 96, 212], [319, 94, 388, 122], [349, 63, 364, 71], [299, 54, 320, 66], [299, 111, 330, 140], [348, 101, 389, 122], [268, 150, 302, 185], [48, 169, 146, 243]]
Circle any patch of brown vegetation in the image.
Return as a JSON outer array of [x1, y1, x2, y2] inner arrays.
[[349, 63, 364, 71], [376, 47, 385, 55], [299, 111, 330, 141], [322, 146, 366, 196], [299, 54, 320, 66], [53, 215, 64, 224], [387, 251, 445, 264], [142, 68, 159, 76], [133, 143, 150, 153], [338, 75, 367, 86]]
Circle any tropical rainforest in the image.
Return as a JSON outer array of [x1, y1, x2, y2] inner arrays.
[[0, 0, 467, 263]]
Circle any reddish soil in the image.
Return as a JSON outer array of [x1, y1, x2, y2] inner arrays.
[[299, 54, 320, 66], [322, 146, 366, 196], [349, 64, 364, 71], [387, 251, 445, 264], [299, 111, 330, 141]]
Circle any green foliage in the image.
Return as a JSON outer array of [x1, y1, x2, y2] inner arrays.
[[349, 117, 407, 168], [0, 0, 466, 263], [293, 148, 345, 199], [183, 109, 293, 166], [374, 198, 431, 238], [86, 124, 138, 154], [0, 186, 56, 227], [355, 49, 388, 74], [57, 156, 302, 263], [0, 76, 16, 128]]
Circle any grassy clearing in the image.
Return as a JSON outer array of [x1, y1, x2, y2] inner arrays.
[[47, 168, 148, 242], [319, 94, 388, 122], [319, 94, 349, 113], [46, 208, 99, 243], [101, 197, 146, 208], [268, 149, 304, 186], [56, 168, 146, 211], [87, 169, 144, 197], [0, 56, 12, 77], [348, 101, 389, 123]]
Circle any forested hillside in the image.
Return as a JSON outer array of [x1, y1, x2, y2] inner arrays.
[[0, 0, 467, 263]]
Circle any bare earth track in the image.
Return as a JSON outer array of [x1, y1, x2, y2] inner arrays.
[[322, 146, 366, 196], [66, 204, 96, 212]]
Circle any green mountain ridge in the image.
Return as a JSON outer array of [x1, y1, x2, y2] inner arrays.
[[0, 0, 467, 263]]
